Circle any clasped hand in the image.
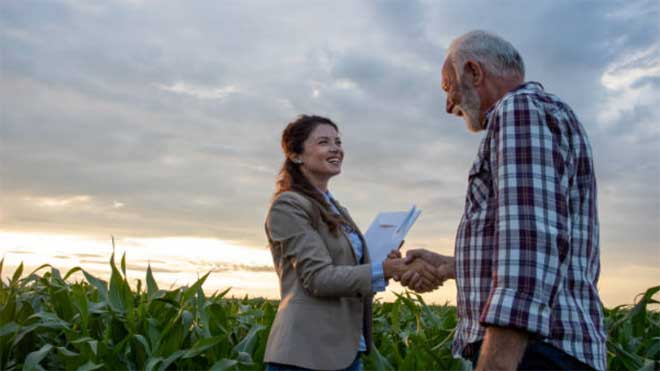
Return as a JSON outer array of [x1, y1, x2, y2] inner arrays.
[[383, 248, 456, 293]]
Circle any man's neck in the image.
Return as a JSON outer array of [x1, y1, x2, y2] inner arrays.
[[479, 76, 524, 123], [485, 78, 523, 107]]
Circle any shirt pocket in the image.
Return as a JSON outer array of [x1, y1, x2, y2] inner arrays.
[[464, 155, 492, 218]]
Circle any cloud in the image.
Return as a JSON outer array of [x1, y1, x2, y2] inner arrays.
[[25, 195, 92, 208], [157, 82, 240, 100], [1, 0, 659, 303], [598, 44, 660, 124]]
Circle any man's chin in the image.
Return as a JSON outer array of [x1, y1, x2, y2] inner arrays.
[[464, 118, 484, 133]]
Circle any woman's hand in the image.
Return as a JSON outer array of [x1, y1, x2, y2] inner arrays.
[[387, 249, 402, 259], [384, 241, 404, 279]]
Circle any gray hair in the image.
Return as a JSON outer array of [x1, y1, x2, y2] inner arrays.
[[448, 30, 525, 80]]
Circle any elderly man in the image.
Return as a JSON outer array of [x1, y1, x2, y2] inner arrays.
[[400, 31, 607, 370]]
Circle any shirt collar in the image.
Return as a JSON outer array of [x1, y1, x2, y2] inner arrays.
[[483, 81, 544, 126], [322, 191, 335, 205]]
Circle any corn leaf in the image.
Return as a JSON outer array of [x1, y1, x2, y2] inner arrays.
[[10, 262, 23, 287], [183, 336, 225, 359], [76, 361, 104, 371], [210, 358, 238, 371], [146, 264, 159, 299], [82, 270, 108, 302], [22, 343, 52, 371], [157, 350, 185, 371]]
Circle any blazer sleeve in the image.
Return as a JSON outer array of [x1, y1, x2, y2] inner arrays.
[[267, 192, 372, 297]]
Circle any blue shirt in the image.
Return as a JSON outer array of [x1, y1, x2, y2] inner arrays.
[[323, 191, 387, 352]]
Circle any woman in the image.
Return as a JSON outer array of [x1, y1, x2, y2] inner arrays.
[[263, 115, 434, 370]]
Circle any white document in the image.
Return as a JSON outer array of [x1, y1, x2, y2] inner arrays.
[[364, 205, 421, 264]]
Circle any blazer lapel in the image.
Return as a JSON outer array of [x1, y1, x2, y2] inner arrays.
[[332, 199, 370, 264], [305, 195, 360, 265]]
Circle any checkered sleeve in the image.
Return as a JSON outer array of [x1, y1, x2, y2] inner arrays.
[[479, 93, 570, 337]]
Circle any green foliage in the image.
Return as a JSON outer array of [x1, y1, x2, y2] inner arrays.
[[0, 256, 658, 370], [604, 285, 660, 370], [0, 256, 274, 370]]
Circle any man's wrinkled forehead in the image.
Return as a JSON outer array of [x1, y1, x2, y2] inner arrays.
[[441, 58, 455, 89]]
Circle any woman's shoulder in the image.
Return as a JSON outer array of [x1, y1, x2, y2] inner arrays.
[[273, 190, 309, 206], [267, 191, 323, 238], [270, 191, 317, 215]]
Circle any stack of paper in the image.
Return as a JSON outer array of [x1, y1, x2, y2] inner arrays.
[[364, 205, 421, 264]]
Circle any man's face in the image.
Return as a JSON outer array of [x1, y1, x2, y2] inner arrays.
[[441, 59, 483, 133]]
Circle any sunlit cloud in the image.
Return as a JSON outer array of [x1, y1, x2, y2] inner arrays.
[[334, 78, 360, 90], [160, 155, 185, 166], [26, 195, 92, 208], [156, 81, 240, 100], [598, 44, 660, 124], [601, 45, 660, 90], [0, 232, 277, 297]]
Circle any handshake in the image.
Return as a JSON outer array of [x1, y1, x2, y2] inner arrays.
[[382, 249, 456, 293]]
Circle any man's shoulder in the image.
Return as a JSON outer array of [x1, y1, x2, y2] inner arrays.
[[497, 82, 546, 107], [488, 82, 564, 122]]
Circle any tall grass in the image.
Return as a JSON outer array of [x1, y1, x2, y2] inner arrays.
[[1, 253, 658, 370]]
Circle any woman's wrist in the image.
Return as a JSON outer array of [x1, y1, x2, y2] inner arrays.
[[382, 258, 403, 280]]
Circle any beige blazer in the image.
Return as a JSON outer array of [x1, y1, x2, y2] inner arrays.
[[263, 191, 374, 370]]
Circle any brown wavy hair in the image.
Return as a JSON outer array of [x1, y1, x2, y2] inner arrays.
[[275, 114, 345, 233]]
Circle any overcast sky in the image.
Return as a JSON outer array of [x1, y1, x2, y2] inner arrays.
[[1, 0, 658, 305]]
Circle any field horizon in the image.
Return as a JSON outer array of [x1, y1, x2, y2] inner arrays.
[[1, 253, 658, 370]]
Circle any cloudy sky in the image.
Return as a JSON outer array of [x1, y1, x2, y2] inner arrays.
[[1, 0, 658, 306]]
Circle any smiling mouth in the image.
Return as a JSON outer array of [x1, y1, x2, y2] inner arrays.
[[327, 158, 342, 165]]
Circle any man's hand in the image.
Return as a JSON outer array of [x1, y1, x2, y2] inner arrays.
[[475, 326, 528, 371], [383, 257, 442, 292], [399, 249, 456, 292], [404, 249, 455, 270]]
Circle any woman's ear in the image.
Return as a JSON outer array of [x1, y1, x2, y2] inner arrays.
[[290, 156, 303, 164]]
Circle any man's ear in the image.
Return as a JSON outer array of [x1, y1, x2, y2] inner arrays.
[[464, 60, 484, 86]]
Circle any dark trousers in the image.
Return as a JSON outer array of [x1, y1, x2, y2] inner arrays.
[[265, 353, 363, 371], [466, 340, 595, 370]]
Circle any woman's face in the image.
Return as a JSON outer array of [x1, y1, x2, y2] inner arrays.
[[297, 124, 343, 183]]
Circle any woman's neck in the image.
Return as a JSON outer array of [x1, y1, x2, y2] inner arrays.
[[301, 168, 330, 193]]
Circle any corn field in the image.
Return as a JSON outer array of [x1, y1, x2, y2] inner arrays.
[[1, 253, 658, 370]]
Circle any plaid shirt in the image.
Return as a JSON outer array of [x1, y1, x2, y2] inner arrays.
[[452, 82, 607, 370]]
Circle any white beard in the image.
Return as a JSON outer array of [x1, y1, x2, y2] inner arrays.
[[458, 80, 483, 133]]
